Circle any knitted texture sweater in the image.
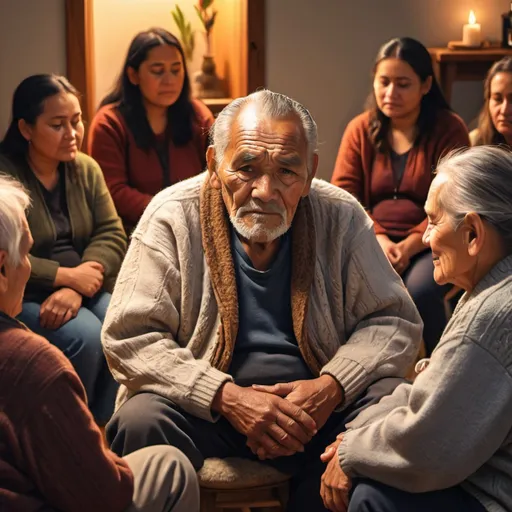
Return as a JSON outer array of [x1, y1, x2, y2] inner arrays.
[[102, 173, 422, 421], [339, 255, 512, 512]]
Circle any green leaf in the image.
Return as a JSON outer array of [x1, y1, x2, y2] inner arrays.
[[171, 5, 186, 31], [170, 4, 196, 61], [194, 4, 207, 29], [202, 0, 214, 11], [172, 13, 183, 31], [205, 10, 217, 31], [177, 5, 185, 24]]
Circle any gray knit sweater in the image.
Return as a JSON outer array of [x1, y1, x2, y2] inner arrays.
[[102, 173, 422, 422], [339, 255, 512, 512]]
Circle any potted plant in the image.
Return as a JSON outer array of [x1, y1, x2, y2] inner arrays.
[[171, 4, 195, 62], [193, 0, 224, 98]]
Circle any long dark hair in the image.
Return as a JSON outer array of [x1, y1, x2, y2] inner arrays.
[[100, 27, 195, 150], [366, 37, 451, 152], [1, 74, 79, 159], [474, 57, 512, 146]]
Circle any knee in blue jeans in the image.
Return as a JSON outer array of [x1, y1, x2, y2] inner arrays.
[[59, 320, 103, 360], [348, 480, 387, 512]]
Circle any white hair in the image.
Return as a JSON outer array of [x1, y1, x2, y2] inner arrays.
[[435, 146, 512, 250], [229, 198, 288, 242], [210, 89, 318, 174], [0, 173, 31, 266]]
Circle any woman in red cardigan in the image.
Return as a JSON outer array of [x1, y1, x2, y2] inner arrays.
[[88, 28, 214, 232], [331, 37, 470, 354]]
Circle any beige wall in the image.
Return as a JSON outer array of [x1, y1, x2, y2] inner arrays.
[[0, 0, 506, 174], [266, 0, 506, 180], [0, 0, 66, 136]]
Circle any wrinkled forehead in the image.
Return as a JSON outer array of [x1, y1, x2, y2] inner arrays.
[[227, 103, 306, 154]]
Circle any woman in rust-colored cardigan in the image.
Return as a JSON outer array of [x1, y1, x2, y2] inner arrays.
[[88, 28, 213, 233], [331, 38, 469, 354]]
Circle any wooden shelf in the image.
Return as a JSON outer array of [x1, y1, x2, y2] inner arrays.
[[428, 46, 512, 102]]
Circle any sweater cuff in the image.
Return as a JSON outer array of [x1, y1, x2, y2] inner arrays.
[[29, 257, 60, 289], [82, 250, 111, 275], [337, 431, 357, 477], [186, 366, 233, 422], [321, 357, 369, 410]]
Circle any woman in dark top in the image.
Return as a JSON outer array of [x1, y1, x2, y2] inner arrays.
[[331, 38, 470, 354], [0, 74, 127, 425], [88, 28, 214, 232], [470, 56, 512, 146]]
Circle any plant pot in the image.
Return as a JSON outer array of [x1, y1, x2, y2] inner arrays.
[[193, 55, 224, 99]]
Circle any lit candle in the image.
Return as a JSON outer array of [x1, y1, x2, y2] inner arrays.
[[462, 10, 482, 47]]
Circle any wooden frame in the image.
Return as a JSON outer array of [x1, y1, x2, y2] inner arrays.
[[65, 0, 95, 125], [247, 0, 266, 93], [65, 0, 265, 121]]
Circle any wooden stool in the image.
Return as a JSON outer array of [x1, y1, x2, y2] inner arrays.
[[198, 457, 291, 512]]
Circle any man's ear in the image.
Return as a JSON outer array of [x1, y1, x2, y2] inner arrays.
[[18, 119, 32, 142], [302, 153, 319, 197], [206, 145, 221, 190], [464, 212, 485, 257], [0, 251, 8, 295], [127, 66, 139, 86]]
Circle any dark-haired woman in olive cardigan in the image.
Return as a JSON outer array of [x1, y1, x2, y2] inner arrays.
[[0, 73, 127, 424]]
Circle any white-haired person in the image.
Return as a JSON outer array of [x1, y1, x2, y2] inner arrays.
[[103, 90, 422, 511], [320, 146, 512, 512], [0, 173, 199, 512]]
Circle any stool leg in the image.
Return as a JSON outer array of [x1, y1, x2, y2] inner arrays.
[[276, 482, 289, 510], [200, 489, 217, 512]]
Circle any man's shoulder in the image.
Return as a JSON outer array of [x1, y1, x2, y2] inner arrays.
[[134, 173, 205, 235], [310, 178, 367, 215], [150, 173, 204, 209], [308, 178, 372, 240]]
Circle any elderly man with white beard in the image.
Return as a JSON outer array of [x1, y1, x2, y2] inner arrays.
[[103, 90, 422, 511]]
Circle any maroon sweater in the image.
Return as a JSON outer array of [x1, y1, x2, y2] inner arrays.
[[0, 312, 133, 512], [331, 110, 470, 238], [87, 99, 214, 230]]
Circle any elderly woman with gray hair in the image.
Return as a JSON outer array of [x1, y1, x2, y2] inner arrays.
[[0, 173, 199, 511], [319, 145, 512, 512]]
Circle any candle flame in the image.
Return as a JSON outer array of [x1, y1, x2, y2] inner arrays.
[[469, 10, 476, 24]]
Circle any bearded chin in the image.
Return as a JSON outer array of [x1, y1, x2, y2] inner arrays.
[[229, 214, 290, 243]]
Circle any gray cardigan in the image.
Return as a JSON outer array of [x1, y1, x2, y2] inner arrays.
[[339, 255, 512, 512], [102, 173, 422, 422]]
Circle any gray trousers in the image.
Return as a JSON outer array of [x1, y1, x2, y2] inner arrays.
[[124, 445, 199, 512], [108, 378, 404, 512]]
